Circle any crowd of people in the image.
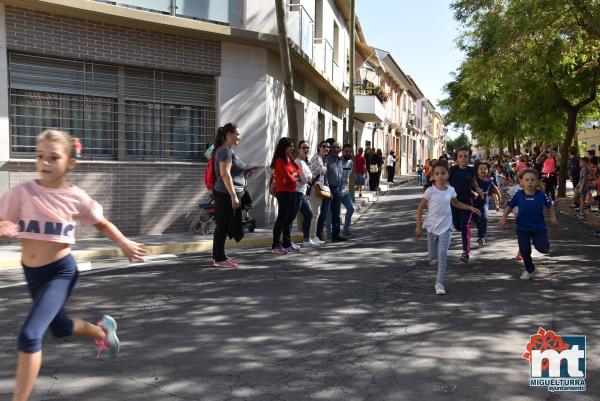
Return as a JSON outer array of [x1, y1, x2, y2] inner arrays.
[[415, 143, 600, 296]]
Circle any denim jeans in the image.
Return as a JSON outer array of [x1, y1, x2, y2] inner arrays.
[[317, 186, 341, 238], [294, 192, 313, 240], [417, 172, 424, 186], [341, 193, 354, 233], [517, 230, 550, 273], [427, 228, 453, 285]]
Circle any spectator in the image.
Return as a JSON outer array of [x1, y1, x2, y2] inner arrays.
[[308, 141, 329, 244], [318, 142, 347, 242], [568, 146, 581, 208], [424, 159, 431, 188], [294, 140, 320, 248], [212, 123, 251, 267], [364, 147, 373, 190], [575, 157, 591, 220], [271, 137, 301, 254], [386, 150, 397, 184], [353, 147, 367, 197], [417, 162, 424, 186], [341, 144, 355, 236], [368, 149, 381, 192]]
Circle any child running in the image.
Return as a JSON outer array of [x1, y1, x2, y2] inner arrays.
[[507, 177, 524, 260], [416, 162, 481, 295], [0, 130, 146, 401], [473, 162, 501, 247], [449, 146, 483, 263], [499, 168, 558, 280]]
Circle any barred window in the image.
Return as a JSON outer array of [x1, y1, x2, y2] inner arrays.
[[8, 53, 215, 161]]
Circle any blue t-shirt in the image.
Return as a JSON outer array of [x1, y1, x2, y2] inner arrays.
[[506, 190, 552, 231], [474, 177, 494, 207], [449, 165, 476, 202]]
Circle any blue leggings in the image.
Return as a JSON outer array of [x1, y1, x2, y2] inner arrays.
[[517, 230, 550, 273], [18, 254, 79, 353]]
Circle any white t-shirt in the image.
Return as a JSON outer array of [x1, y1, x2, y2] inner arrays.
[[423, 184, 457, 235], [387, 155, 396, 167], [295, 158, 313, 194], [507, 184, 523, 216]]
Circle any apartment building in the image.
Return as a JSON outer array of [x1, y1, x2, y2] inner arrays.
[[0, 0, 351, 236]]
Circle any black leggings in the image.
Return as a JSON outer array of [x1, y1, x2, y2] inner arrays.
[[273, 191, 298, 248], [543, 175, 557, 201], [387, 166, 395, 183], [213, 190, 233, 262]]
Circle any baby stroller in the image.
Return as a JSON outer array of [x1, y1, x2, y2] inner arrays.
[[190, 193, 256, 235]]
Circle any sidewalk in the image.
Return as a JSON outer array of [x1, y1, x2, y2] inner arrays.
[[0, 174, 416, 269], [552, 181, 600, 229]]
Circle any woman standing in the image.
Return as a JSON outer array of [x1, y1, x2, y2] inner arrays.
[[309, 141, 329, 243], [368, 149, 382, 191], [386, 150, 397, 183], [212, 123, 250, 267], [353, 148, 367, 197], [540, 148, 558, 201], [294, 140, 320, 247], [271, 137, 302, 254]]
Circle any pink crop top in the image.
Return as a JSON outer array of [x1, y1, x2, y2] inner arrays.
[[0, 181, 103, 244]]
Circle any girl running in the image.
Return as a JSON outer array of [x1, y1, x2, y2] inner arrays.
[[449, 147, 483, 263], [416, 162, 481, 295], [499, 168, 557, 279], [473, 162, 501, 247], [0, 130, 146, 401]]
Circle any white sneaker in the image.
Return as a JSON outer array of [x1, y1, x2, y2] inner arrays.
[[312, 237, 325, 245], [435, 282, 446, 295], [303, 239, 321, 248], [520, 270, 534, 280]]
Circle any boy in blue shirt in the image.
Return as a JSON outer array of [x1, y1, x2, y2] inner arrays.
[[449, 147, 483, 262], [498, 168, 558, 279]]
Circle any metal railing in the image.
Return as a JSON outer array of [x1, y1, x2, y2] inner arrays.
[[288, 3, 314, 59]]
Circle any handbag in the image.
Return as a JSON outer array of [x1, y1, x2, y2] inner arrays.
[[315, 183, 332, 199], [306, 174, 320, 196], [369, 164, 379, 174]]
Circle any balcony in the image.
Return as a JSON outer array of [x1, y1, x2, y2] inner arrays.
[[287, 3, 314, 59], [93, 0, 245, 27], [354, 84, 385, 122]]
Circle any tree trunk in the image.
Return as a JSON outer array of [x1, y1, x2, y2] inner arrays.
[[508, 133, 515, 155], [275, 0, 298, 142], [558, 109, 578, 198]]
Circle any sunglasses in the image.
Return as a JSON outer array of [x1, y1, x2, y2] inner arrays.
[[321, 145, 330, 148]]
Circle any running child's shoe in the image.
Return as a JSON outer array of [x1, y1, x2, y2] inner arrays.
[[458, 252, 469, 263], [477, 238, 486, 247], [272, 245, 288, 255], [520, 270, 534, 280], [95, 315, 120, 358], [435, 282, 446, 295], [575, 211, 585, 220], [286, 242, 301, 253]]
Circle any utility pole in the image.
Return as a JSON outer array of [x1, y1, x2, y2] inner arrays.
[[275, 0, 299, 143], [348, 0, 356, 201]]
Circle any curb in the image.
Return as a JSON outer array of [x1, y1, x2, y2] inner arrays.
[[0, 178, 416, 270]]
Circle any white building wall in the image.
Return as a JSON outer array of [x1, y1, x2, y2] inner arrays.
[[244, 0, 278, 35]]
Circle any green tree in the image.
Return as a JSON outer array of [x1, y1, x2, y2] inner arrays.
[[446, 132, 471, 156], [444, 0, 600, 196]]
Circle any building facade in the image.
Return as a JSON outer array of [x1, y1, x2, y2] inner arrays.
[[0, 0, 350, 236]]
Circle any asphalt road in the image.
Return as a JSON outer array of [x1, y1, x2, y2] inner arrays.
[[0, 183, 598, 401]]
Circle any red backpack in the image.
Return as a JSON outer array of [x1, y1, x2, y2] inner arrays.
[[204, 149, 217, 190]]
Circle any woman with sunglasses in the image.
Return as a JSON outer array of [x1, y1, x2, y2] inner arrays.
[[294, 140, 320, 247], [308, 141, 330, 243]]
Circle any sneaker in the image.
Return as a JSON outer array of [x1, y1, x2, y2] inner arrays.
[[343, 230, 352, 237], [575, 211, 585, 220], [331, 236, 348, 242], [459, 252, 469, 263], [516, 255, 523, 261], [286, 242, 301, 253], [271, 245, 288, 255], [520, 270, 534, 280], [303, 239, 321, 247], [435, 282, 446, 295], [313, 237, 326, 245], [477, 238, 486, 247], [429, 258, 439, 266], [213, 259, 237, 267], [95, 315, 120, 358]]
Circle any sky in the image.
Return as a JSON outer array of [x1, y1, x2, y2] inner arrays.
[[356, 0, 465, 137]]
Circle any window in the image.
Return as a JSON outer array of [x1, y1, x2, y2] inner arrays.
[[8, 53, 215, 161]]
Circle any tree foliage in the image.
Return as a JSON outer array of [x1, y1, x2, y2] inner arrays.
[[442, 0, 600, 196], [446, 132, 471, 156]]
